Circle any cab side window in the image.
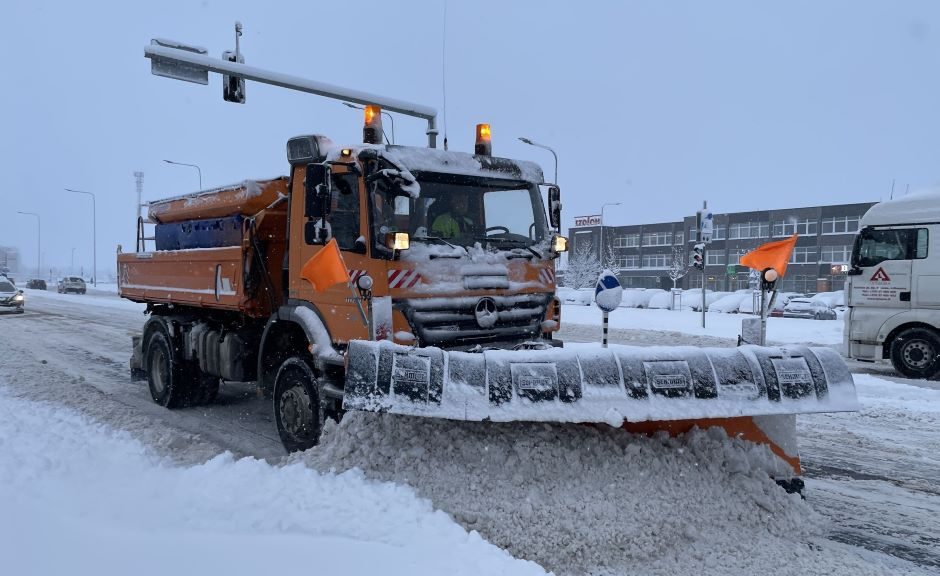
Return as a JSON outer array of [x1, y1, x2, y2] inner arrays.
[[856, 228, 928, 268], [329, 173, 360, 250]]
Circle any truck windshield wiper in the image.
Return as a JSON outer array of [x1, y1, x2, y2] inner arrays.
[[474, 237, 542, 259], [413, 234, 468, 256]]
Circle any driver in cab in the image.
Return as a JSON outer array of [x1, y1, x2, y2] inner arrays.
[[431, 195, 473, 240]]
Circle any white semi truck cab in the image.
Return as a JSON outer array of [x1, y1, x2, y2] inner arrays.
[[845, 192, 940, 379]]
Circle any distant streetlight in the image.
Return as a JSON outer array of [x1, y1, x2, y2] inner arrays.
[[343, 102, 395, 144], [64, 189, 97, 287], [164, 159, 203, 190], [600, 202, 622, 264], [518, 137, 558, 185], [16, 211, 40, 278]]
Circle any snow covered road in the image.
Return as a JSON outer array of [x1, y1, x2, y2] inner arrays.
[[1, 290, 937, 574]]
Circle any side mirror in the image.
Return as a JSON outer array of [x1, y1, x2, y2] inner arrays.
[[304, 164, 332, 218], [548, 185, 562, 229]]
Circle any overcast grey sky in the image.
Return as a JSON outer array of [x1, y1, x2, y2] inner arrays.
[[3, 0, 939, 276]]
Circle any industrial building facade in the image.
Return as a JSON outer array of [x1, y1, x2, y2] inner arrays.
[[568, 201, 875, 293]]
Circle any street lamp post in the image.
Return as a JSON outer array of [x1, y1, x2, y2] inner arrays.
[[164, 159, 203, 191], [64, 189, 97, 287], [16, 211, 40, 278], [600, 202, 621, 267], [71, 247, 76, 275], [343, 102, 395, 144], [517, 137, 558, 185]]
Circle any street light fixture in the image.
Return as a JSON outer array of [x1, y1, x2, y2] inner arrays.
[[600, 202, 622, 266], [164, 159, 203, 190], [343, 102, 395, 144], [16, 211, 40, 278], [64, 189, 97, 287], [518, 137, 558, 185]]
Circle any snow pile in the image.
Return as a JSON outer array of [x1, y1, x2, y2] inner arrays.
[[620, 288, 664, 308], [0, 389, 546, 576], [709, 292, 751, 313], [301, 412, 903, 576]]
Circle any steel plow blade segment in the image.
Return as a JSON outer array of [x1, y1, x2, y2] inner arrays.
[[343, 341, 859, 425]]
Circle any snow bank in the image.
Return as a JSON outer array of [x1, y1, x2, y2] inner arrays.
[[300, 412, 903, 576], [709, 292, 751, 313], [0, 388, 545, 576], [620, 288, 664, 308], [561, 304, 845, 346]]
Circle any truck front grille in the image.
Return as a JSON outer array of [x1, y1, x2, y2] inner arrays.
[[401, 293, 551, 348]]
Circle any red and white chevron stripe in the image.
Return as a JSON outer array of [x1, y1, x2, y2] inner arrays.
[[387, 269, 422, 289], [539, 268, 555, 285], [348, 269, 368, 283]]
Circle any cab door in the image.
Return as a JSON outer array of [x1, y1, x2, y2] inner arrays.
[[848, 226, 916, 310], [288, 166, 371, 344]]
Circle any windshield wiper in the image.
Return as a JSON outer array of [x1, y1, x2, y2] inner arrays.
[[474, 237, 542, 259], [413, 234, 468, 257]]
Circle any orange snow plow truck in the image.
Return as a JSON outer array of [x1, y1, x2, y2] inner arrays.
[[121, 38, 858, 493]]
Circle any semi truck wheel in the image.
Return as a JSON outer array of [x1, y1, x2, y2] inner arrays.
[[273, 356, 323, 453], [146, 331, 187, 408], [890, 327, 940, 380]]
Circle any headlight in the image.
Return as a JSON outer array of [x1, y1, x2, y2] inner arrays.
[[13, 294, 24, 302]]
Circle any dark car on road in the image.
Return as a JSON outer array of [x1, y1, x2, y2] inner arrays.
[[57, 276, 87, 294], [0, 278, 25, 313], [26, 279, 47, 290]]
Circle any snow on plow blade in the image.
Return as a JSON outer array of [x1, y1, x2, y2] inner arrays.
[[343, 341, 859, 425]]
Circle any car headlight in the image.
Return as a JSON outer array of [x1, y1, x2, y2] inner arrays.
[[13, 294, 24, 302]]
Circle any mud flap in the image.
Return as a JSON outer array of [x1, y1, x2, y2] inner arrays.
[[343, 341, 859, 424]]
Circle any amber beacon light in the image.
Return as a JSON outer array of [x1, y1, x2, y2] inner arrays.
[[475, 123, 492, 156], [363, 105, 383, 144]]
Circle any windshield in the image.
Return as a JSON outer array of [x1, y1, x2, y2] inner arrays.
[[851, 227, 928, 268], [369, 173, 549, 252], [0, 281, 15, 292]]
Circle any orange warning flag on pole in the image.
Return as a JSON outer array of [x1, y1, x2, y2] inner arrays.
[[740, 234, 798, 278], [300, 238, 351, 292]]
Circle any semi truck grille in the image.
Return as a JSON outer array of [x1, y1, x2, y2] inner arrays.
[[401, 293, 551, 347]]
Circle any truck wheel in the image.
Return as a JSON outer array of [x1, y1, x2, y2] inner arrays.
[[890, 327, 940, 380], [273, 356, 323, 453], [146, 331, 187, 408]]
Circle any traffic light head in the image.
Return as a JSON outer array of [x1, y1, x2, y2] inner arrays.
[[691, 243, 705, 270]]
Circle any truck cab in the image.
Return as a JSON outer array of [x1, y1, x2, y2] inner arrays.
[[285, 135, 564, 350], [845, 192, 940, 378]]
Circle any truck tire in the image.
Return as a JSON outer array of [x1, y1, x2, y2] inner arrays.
[[273, 356, 323, 453], [890, 327, 940, 380], [146, 331, 188, 408]]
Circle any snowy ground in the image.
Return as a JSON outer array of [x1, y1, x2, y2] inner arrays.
[[0, 290, 937, 575]]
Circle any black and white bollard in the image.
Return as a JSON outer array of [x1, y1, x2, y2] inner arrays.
[[595, 269, 622, 349]]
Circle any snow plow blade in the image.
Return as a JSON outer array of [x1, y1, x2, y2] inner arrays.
[[343, 341, 859, 424]]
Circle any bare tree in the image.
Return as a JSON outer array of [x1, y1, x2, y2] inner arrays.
[[566, 242, 603, 289], [667, 245, 689, 289]]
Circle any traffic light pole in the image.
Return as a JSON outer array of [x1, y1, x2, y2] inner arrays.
[[702, 244, 708, 328]]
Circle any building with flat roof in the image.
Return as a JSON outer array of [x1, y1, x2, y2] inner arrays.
[[567, 201, 876, 293]]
